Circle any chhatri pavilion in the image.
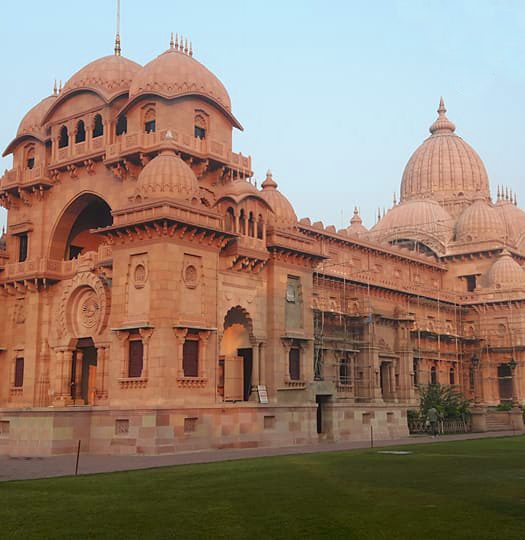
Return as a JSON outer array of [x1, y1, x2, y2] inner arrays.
[[0, 32, 524, 455]]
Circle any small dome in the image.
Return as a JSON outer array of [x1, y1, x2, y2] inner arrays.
[[487, 252, 525, 289], [370, 199, 453, 245], [260, 170, 297, 226], [17, 94, 57, 137], [400, 98, 490, 211], [215, 179, 260, 203], [62, 55, 141, 99], [455, 198, 506, 243], [129, 43, 231, 111], [136, 142, 199, 200], [347, 207, 368, 237], [495, 197, 525, 246]]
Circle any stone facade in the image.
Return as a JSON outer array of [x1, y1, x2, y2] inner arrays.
[[0, 37, 524, 456]]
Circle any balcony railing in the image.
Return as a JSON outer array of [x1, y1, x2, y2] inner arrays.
[[0, 165, 49, 190], [1, 245, 113, 282], [106, 128, 251, 172]]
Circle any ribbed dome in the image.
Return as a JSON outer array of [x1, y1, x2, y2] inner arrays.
[[17, 95, 57, 137], [496, 199, 525, 246], [216, 179, 260, 203], [487, 252, 525, 289], [347, 207, 368, 237], [400, 99, 490, 210], [129, 44, 231, 111], [260, 171, 297, 226], [62, 55, 141, 99], [370, 199, 453, 243], [136, 143, 199, 200], [455, 198, 506, 243]]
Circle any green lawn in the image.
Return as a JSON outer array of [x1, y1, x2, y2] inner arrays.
[[2, 437, 525, 539]]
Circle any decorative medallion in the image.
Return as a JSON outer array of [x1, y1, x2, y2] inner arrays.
[[134, 263, 147, 289], [184, 264, 198, 288], [80, 292, 100, 329]]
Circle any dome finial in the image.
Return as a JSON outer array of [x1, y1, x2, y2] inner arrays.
[[393, 192, 397, 206], [189, 41, 193, 57], [53, 79, 58, 96], [262, 169, 278, 190], [114, 0, 121, 56], [429, 96, 456, 135], [170, 32, 175, 49]]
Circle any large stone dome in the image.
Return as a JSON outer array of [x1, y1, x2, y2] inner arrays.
[[455, 198, 506, 243], [129, 40, 231, 112], [487, 252, 525, 290], [260, 171, 297, 227], [400, 99, 490, 214], [136, 142, 199, 200], [370, 198, 453, 249], [62, 55, 141, 99]]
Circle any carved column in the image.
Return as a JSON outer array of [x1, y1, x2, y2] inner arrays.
[[116, 331, 130, 378], [174, 328, 188, 378], [139, 328, 154, 379], [95, 345, 108, 401], [198, 330, 211, 379], [251, 339, 260, 387], [259, 342, 266, 387], [74, 350, 83, 403]]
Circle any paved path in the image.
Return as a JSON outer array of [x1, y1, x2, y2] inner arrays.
[[0, 430, 522, 482]]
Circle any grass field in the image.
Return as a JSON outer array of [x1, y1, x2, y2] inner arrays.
[[2, 436, 525, 539]]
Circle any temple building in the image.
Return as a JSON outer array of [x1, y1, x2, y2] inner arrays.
[[0, 35, 524, 455]]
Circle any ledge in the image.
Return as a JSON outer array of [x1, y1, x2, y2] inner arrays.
[[176, 377, 208, 388], [111, 324, 155, 332], [118, 377, 148, 389]]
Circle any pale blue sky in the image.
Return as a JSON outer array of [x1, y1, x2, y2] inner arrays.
[[1, 0, 525, 232]]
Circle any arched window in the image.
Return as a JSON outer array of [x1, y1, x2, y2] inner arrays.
[[144, 108, 156, 133], [430, 366, 437, 385], [239, 209, 246, 235], [248, 212, 255, 237], [92, 114, 104, 138], [116, 115, 127, 136], [257, 214, 264, 240], [25, 146, 35, 170], [194, 114, 206, 139], [58, 125, 69, 148], [75, 120, 86, 143], [449, 367, 455, 385], [225, 207, 235, 232]]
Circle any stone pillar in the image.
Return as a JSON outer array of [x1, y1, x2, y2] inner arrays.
[[139, 328, 154, 379], [509, 407, 525, 432], [174, 328, 188, 378], [116, 331, 130, 378], [471, 407, 487, 432], [62, 349, 74, 402], [95, 345, 108, 402], [74, 350, 83, 404], [251, 340, 260, 387], [259, 342, 266, 387], [198, 331, 211, 379]]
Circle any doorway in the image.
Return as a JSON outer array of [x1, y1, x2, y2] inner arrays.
[[72, 338, 97, 405], [316, 395, 331, 434], [237, 348, 253, 401]]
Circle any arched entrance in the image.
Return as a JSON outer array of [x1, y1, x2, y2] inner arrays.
[[220, 306, 254, 402], [49, 193, 112, 260]]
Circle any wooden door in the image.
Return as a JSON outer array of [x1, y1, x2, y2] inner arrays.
[[224, 356, 243, 402]]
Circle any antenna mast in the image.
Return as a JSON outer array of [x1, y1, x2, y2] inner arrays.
[[114, 0, 122, 56]]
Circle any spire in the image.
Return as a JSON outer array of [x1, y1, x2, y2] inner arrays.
[[59, 80, 63, 93], [393, 192, 397, 206], [114, 0, 121, 56], [429, 96, 456, 135], [53, 79, 58, 96], [261, 169, 278, 190], [514, 192, 518, 205], [170, 32, 175, 49], [189, 41, 193, 57], [497, 185, 501, 201]]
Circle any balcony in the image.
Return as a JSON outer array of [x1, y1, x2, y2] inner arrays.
[[105, 128, 252, 173], [1, 245, 113, 285], [0, 165, 53, 194], [50, 136, 106, 169]]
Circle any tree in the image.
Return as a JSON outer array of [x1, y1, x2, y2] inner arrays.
[[418, 384, 470, 419]]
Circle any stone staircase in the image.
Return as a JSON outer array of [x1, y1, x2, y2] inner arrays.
[[486, 412, 511, 431]]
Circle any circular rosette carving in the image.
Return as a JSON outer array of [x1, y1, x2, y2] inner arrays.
[[58, 272, 109, 338]]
